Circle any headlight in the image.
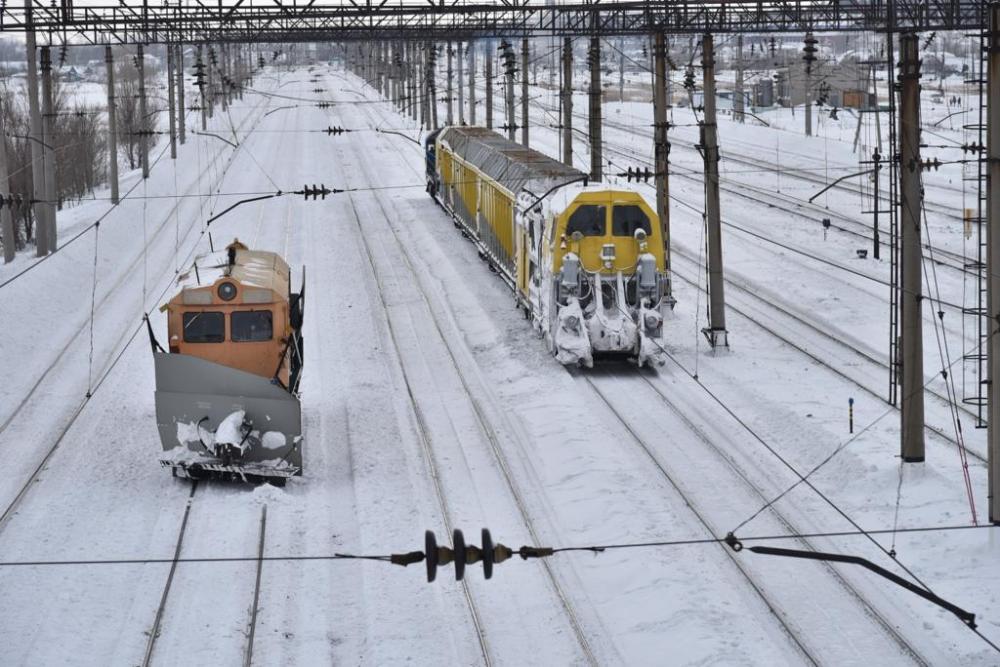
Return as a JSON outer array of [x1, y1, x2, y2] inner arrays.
[[644, 313, 661, 331], [563, 315, 580, 332], [217, 281, 238, 301]]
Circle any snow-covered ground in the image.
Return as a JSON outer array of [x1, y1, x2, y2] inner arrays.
[[0, 59, 998, 665]]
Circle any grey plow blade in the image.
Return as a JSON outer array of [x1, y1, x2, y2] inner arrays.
[[154, 353, 303, 479]]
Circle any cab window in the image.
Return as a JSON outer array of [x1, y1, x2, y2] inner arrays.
[[231, 310, 273, 342], [566, 205, 606, 236], [612, 205, 652, 236], [183, 311, 225, 343]]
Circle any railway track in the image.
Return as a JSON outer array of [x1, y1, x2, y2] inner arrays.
[[350, 80, 820, 662], [339, 98, 604, 662], [141, 484, 199, 667], [582, 369, 930, 665], [342, 70, 948, 663], [668, 248, 985, 463], [347, 192, 495, 666], [581, 373, 820, 665], [244, 505, 268, 667], [0, 92, 278, 536], [140, 489, 269, 667], [357, 75, 979, 456], [348, 180, 611, 664], [483, 85, 975, 277], [576, 106, 976, 279], [359, 69, 980, 459]]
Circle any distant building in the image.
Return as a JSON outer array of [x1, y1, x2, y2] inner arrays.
[[774, 59, 873, 109], [754, 78, 774, 107], [59, 66, 84, 83]]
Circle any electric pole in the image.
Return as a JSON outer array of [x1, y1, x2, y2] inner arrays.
[[985, 3, 1000, 520], [521, 38, 530, 146], [701, 34, 727, 347], [653, 31, 672, 304], [588, 33, 602, 182], [899, 33, 926, 463], [562, 37, 573, 167]]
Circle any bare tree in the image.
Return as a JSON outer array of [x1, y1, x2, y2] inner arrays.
[[115, 50, 162, 170]]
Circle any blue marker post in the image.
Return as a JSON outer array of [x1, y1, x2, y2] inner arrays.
[[848, 397, 854, 434]]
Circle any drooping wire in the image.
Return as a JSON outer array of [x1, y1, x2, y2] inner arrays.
[[85, 222, 100, 398], [142, 174, 148, 306], [920, 189, 978, 524], [890, 460, 906, 557]]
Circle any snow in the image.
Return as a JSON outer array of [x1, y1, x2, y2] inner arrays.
[[261, 431, 287, 451], [0, 53, 998, 666], [214, 409, 247, 449]]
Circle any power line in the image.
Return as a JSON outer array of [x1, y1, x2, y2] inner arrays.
[[2, 522, 996, 569]]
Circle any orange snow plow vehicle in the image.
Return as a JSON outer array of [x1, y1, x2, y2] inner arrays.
[[148, 239, 305, 484]]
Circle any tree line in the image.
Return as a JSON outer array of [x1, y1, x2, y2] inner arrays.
[[1, 49, 162, 255]]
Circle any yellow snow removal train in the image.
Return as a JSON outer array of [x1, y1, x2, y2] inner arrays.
[[426, 126, 670, 367]]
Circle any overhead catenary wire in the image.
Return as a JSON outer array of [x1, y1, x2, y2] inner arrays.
[[730, 327, 988, 536], [1, 522, 997, 569]]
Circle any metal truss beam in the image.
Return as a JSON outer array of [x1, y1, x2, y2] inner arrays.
[[0, 1, 987, 46]]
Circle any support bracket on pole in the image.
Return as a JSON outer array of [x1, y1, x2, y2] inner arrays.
[[725, 534, 977, 628]]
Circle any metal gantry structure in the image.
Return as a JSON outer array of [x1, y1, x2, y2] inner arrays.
[[0, 1, 987, 43], [1, 0, 999, 522]]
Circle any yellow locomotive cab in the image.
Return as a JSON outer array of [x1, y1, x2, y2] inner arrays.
[[427, 126, 671, 367], [551, 189, 664, 275]]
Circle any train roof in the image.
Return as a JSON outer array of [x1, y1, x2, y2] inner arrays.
[[437, 126, 585, 198], [170, 240, 290, 300]]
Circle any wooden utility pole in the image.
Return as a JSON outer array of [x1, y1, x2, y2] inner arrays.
[[137, 44, 150, 179], [176, 45, 186, 145], [735, 34, 745, 123], [618, 37, 625, 102], [521, 38, 530, 146], [431, 43, 439, 128], [701, 34, 727, 346], [207, 45, 215, 121], [417, 44, 425, 129], [504, 41, 516, 141], [468, 41, 476, 125], [24, 5, 47, 257], [411, 43, 419, 122], [986, 3, 1000, 521], [410, 42, 416, 117], [588, 33, 602, 182], [446, 40, 454, 125], [485, 42, 494, 129], [561, 37, 573, 167], [653, 31, 672, 304], [0, 100, 12, 263], [40, 45, 57, 253], [105, 47, 119, 204], [458, 41, 465, 125], [167, 46, 177, 159], [221, 44, 229, 112], [899, 33, 925, 463], [804, 33, 817, 137]]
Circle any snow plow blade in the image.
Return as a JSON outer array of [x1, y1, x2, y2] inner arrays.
[[154, 353, 303, 481], [160, 457, 299, 485]]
